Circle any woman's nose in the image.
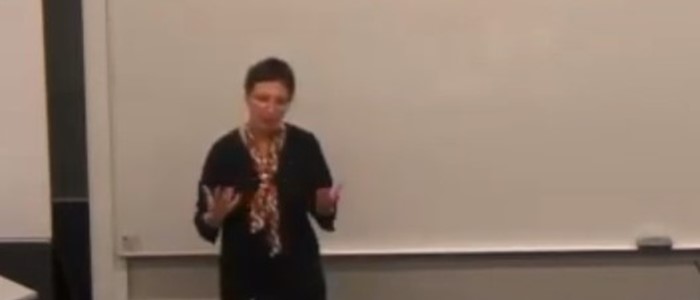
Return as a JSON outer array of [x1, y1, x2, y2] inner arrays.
[[270, 104, 284, 113]]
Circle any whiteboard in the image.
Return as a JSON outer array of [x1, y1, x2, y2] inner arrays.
[[108, 0, 700, 256], [0, 0, 51, 241]]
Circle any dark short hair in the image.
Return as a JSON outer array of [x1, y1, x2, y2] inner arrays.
[[244, 57, 296, 98]]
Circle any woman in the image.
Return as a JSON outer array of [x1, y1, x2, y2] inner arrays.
[[193, 57, 340, 300]]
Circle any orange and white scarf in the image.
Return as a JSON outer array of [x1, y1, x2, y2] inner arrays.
[[241, 125, 286, 257]]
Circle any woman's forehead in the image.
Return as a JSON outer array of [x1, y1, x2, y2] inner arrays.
[[249, 81, 289, 95]]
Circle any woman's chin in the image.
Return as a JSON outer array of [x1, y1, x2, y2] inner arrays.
[[250, 120, 283, 132], [264, 120, 284, 128]]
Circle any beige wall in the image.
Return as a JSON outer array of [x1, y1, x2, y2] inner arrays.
[[128, 255, 700, 300], [0, 0, 51, 241]]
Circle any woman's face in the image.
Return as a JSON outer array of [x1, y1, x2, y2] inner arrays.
[[245, 81, 291, 132]]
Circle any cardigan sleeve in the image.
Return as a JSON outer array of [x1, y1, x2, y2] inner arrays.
[[193, 139, 224, 243], [307, 133, 337, 231]]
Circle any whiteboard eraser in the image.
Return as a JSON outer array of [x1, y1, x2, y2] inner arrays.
[[636, 236, 673, 251]]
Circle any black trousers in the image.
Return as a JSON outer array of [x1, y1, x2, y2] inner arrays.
[[219, 255, 327, 300]]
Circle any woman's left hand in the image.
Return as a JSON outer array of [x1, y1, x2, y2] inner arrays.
[[315, 185, 341, 216]]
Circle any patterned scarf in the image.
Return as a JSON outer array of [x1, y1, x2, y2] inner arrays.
[[241, 124, 285, 257]]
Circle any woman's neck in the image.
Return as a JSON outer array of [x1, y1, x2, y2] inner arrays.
[[246, 121, 282, 141]]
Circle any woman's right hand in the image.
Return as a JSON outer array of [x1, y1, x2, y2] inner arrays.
[[202, 186, 241, 227]]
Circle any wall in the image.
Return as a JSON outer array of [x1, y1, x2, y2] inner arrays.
[[0, 0, 52, 298], [128, 254, 700, 300], [82, 0, 700, 299], [0, 0, 50, 242]]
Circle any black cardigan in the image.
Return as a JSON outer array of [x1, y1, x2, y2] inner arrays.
[[193, 123, 336, 300]]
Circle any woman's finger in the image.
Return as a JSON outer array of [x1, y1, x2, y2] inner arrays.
[[223, 187, 234, 202], [213, 186, 222, 203], [226, 193, 241, 212], [202, 185, 214, 209], [331, 183, 343, 201]]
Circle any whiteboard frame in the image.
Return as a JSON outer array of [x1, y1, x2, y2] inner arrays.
[[84, 0, 129, 298]]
